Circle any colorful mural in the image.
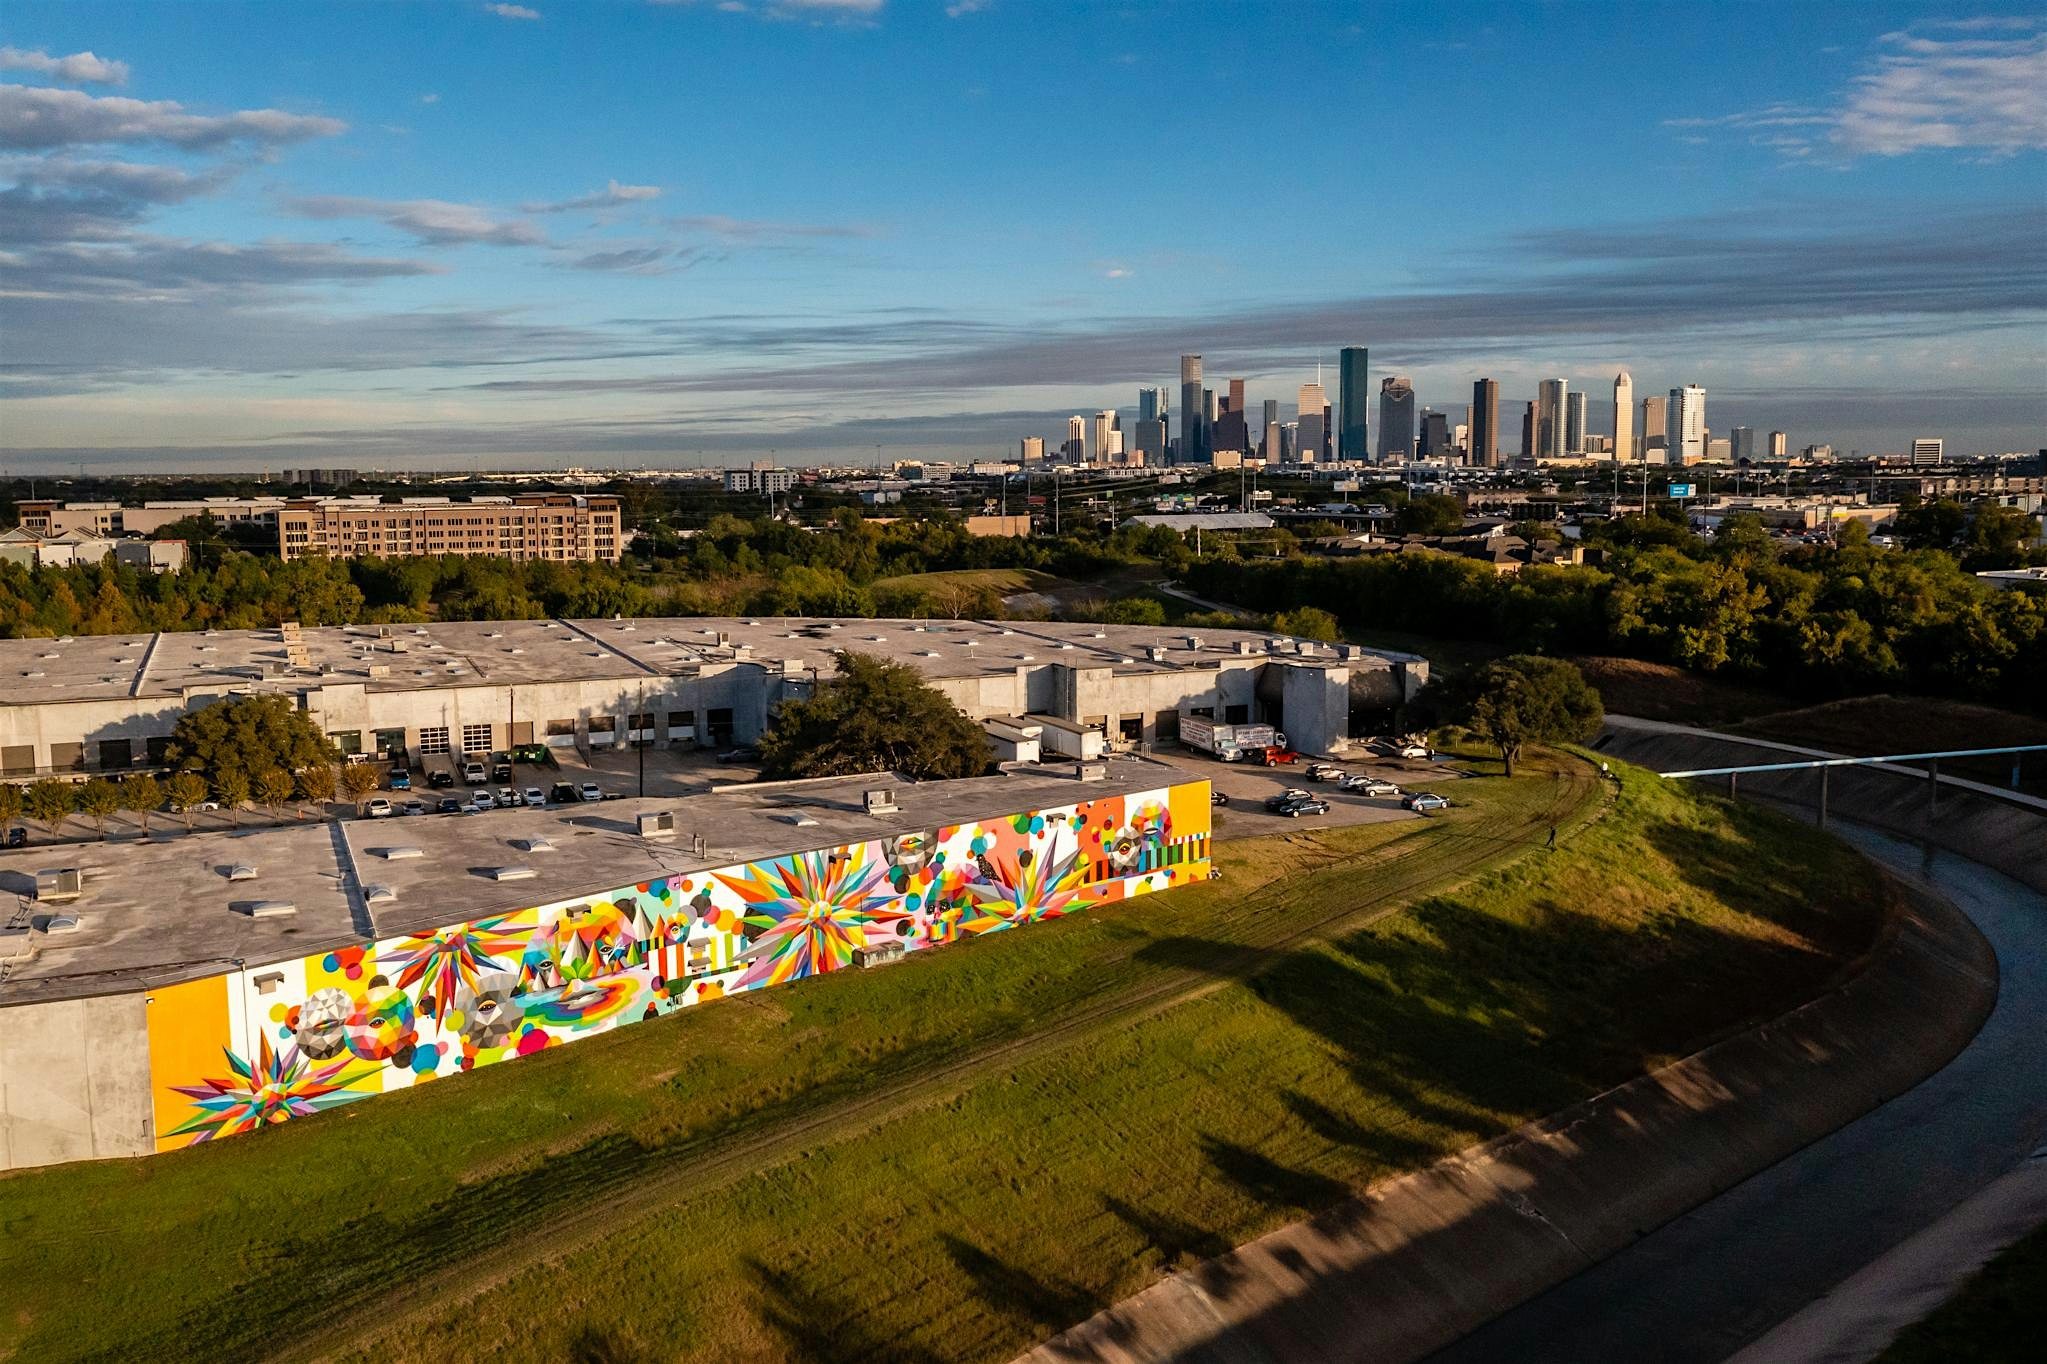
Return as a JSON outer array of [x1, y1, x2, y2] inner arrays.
[[145, 782, 1212, 1151]]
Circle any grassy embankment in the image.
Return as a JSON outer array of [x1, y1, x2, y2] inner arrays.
[[1879, 1220, 2047, 1364], [0, 752, 1891, 1364]]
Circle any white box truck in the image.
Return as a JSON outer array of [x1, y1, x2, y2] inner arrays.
[[1182, 716, 1279, 763]]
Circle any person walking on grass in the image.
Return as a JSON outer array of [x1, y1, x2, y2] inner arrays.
[[1546, 825, 1557, 851]]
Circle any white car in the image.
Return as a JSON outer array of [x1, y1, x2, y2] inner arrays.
[[467, 790, 495, 812], [365, 797, 394, 819], [1341, 775, 1400, 796], [461, 761, 488, 786], [1305, 764, 1346, 782], [578, 781, 604, 803], [522, 787, 546, 808], [1395, 744, 1431, 760]]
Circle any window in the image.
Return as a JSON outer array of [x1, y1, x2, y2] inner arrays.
[[629, 713, 653, 732], [146, 736, 171, 765], [97, 739, 133, 770], [419, 726, 451, 755], [666, 710, 696, 729], [1, 744, 33, 777], [546, 719, 576, 737], [460, 723, 493, 754], [588, 715, 615, 734]]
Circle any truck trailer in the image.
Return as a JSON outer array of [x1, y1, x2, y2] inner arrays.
[[1182, 716, 1284, 763]]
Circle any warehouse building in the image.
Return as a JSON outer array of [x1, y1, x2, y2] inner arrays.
[[0, 618, 1426, 781], [0, 762, 1213, 1167]]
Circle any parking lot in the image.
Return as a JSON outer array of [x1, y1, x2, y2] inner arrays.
[[1138, 743, 1471, 834]]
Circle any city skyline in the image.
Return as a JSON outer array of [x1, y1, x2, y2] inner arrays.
[[2, 1, 2043, 472]]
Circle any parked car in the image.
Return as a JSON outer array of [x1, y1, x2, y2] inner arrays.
[[401, 798, 428, 817], [1402, 792, 1450, 812], [578, 781, 604, 803], [4, 826, 26, 847], [365, 798, 393, 819], [461, 761, 487, 786], [522, 787, 547, 808], [1260, 748, 1301, 767], [1305, 764, 1345, 782], [1283, 798, 1331, 818], [548, 782, 579, 805], [717, 745, 761, 764], [1210, 790, 1229, 807], [491, 763, 513, 784], [468, 790, 496, 812], [1263, 788, 1313, 811], [1341, 776, 1400, 796], [437, 796, 463, 815], [387, 767, 411, 791], [494, 787, 519, 808], [1395, 743, 1431, 760], [427, 770, 455, 789]]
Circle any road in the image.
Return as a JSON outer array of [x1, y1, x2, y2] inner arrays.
[[1425, 823, 2047, 1364]]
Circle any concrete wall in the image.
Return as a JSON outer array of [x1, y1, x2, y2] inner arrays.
[[0, 992, 153, 1168]]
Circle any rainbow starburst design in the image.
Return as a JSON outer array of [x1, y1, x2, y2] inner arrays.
[[958, 829, 1086, 935], [716, 845, 894, 987], [166, 1036, 376, 1141], [382, 916, 529, 1016]]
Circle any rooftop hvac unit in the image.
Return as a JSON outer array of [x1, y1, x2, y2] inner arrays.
[[1187, 635, 1203, 649], [1075, 762, 1108, 782], [636, 811, 676, 840], [35, 868, 84, 903], [1236, 640, 1256, 655], [863, 788, 899, 815], [1147, 646, 1168, 662], [851, 940, 906, 969]]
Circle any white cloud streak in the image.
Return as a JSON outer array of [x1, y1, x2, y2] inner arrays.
[[0, 47, 130, 86], [486, 4, 542, 20], [288, 195, 545, 246], [521, 179, 662, 213], [0, 84, 345, 151]]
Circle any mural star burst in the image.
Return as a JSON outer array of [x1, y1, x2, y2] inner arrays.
[[166, 1036, 376, 1142], [717, 845, 893, 987], [958, 832, 1085, 934], [382, 916, 527, 1016]]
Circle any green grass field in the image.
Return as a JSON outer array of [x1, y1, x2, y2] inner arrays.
[[0, 752, 1891, 1364]]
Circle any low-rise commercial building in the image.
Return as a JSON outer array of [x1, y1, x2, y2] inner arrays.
[[0, 617, 1424, 781], [276, 494, 621, 563]]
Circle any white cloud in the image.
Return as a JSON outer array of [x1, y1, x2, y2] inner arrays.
[[667, 212, 873, 239], [1666, 22, 2047, 161], [288, 195, 545, 246], [946, 0, 991, 16], [0, 46, 130, 86], [1102, 266, 1131, 279], [0, 84, 346, 151], [420, 92, 441, 104], [486, 4, 542, 19], [521, 179, 662, 213]]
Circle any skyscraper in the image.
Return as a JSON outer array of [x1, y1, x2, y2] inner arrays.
[[1640, 394, 1668, 460], [1021, 436, 1044, 463], [1264, 421, 1283, 463], [1137, 387, 1168, 424], [1092, 409, 1121, 465], [1769, 430, 1788, 459], [1419, 410, 1451, 458], [1260, 398, 1279, 456], [1667, 385, 1706, 463], [1521, 402, 1536, 459], [1212, 378, 1250, 454], [1377, 377, 1416, 461], [1729, 427, 1756, 461], [1338, 345, 1370, 462], [1566, 390, 1587, 454], [1179, 355, 1206, 463], [1613, 371, 1634, 461], [1910, 437, 1944, 465], [1295, 382, 1326, 465], [1470, 378, 1499, 468], [1065, 414, 1086, 464], [1537, 379, 1567, 459]]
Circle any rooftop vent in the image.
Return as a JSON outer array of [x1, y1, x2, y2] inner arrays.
[[1075, 762, 1108, 782], [1236, 640, 1256, 655], [244, 901, 296, 919], [485, 866, 537, 882], [42, 913, 85, 935], [863, 788, 899, 815], [377, 845, 424, 860], [1187, 635, 1203, 649], [225, 863, 258, 882], [515, 836, 557, 853], [771, 810, 819, 827], [361, 885, 398, 906]]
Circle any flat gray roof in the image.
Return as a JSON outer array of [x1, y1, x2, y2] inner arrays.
[[0, 617, 1390, 708], [0, 758, 1190, 1007]]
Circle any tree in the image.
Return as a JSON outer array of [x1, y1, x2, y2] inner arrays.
[[1448, 655, 1605, 777], [339, 762, 380, 812], [164, 694, 340, 792], [166, 772, 210, 830], [1394, 493, 1465, 536], [24, 778, 76, 839], [0, 782, 23, 836], [77, 778, 121, 839], [120, 773, 163, 833], [759, 650, 991, 781], [255, 767, 297, 820], [214, 770, 250, 826], [296, 763, 336, 814], [1273, 606, 1340, 643]]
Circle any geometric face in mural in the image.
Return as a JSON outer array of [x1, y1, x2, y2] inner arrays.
[[290, 987, 354, 1060], [145, 783, 1213, 1153], [450, 972, 524, 1049]]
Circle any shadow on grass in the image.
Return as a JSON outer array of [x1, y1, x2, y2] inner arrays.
[[744, 1256, 950, 1364], [566, 1324, 660, 1364], [939, 1234, 1110, 1339]]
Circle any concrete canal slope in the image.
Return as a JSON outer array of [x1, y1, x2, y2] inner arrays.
[[1019, 827, 1997, 1364], [1427, 825, 2046, 1364]]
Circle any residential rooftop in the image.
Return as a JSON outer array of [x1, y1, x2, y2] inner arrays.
[[0, 758, 1188, 1008]]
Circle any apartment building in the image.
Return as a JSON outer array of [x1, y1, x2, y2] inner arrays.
[[275, 494, 622, 563]]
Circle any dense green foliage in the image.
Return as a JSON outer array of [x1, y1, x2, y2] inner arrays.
[[1189, 513, 2046, 710], [1438, 656, 1606, 776], [758, 651, 992, 782], [163, 694, 340, 791]]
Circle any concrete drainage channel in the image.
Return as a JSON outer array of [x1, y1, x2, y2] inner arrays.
[[1018, 819, 2011, 1363]]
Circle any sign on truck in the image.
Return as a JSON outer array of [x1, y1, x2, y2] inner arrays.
[[1182, 715, 1278, 763]]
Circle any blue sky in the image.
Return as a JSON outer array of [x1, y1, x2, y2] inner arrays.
[[2, 0, 2043, 470]]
